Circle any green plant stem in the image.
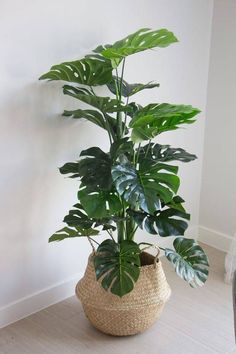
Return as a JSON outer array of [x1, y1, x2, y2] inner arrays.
[[117, 221, 124, 243], [119, 59, 125, 100], [145, 140, 152, 157], [106, 229, 115, 242], [128, 225, 138, 240], [135, 143, 141, 166], [116, 59, 126, 140], [123, 96, 129, 136]]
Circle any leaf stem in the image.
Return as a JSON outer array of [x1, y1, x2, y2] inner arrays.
[[135, 143, 141, 166], [106, 229, 115, 242], [145, 140, 152, 158]]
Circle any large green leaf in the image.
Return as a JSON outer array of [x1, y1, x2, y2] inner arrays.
[[165, 238, 209, 287], [112, 162, 179, 213], [128, 206, 190, 236], [94, 28, 178, 68], [63, 203, 116, 231], [49, 225, 99, 242], [78, 147, 112, 191], [107, 76, 160, 97], [94, 239, 140, 297], [63, 85, 130, 113], [78, 186, 122, 218], [39, 56, 113, 86], [129, 103, 201, 141], [138, 143, 197, 164], [59, 147, 112, 190]]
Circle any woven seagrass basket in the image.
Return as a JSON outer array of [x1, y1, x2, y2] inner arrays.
[[76, 251, 171, 336]]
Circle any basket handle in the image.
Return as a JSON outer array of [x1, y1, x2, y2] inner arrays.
[[141, 244, 161, 269]]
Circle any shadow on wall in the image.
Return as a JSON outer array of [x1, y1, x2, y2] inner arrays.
[[0, 81, 107, 305]]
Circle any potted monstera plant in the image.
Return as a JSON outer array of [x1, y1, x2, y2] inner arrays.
[[40, 28, 209, 336]]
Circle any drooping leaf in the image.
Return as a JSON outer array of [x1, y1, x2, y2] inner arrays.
[[138, 143, 197, 164], [128, 206, 190, 236], [49, 225, 99, 242], [94, 239, 141, 297], [165, 238, 209, 287], [39, 56, 113, 86], [63, 109, 106, 129], [129, 103, 201, 141], [63, 203, 116, 231], [94, 28, 178, 68], [107, 76, 160, 97], [78, 186, 122, 218], [63, 85, 131, 113], [112, 162, 179, 214], [63, 109, 127, 137]]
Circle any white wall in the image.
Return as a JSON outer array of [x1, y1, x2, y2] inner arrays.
[[199, 0, 236, 251], [0, 0, 213, 326]]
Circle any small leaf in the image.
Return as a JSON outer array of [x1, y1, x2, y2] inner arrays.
[[49, 225, 99, 242], [94, 239, 141, 297], [64, 203, 116, 231], [107, 76, 160, 97], [165, 238, 209, 287]]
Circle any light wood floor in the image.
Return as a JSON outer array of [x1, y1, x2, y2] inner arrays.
[[0, 244, 235, 354]]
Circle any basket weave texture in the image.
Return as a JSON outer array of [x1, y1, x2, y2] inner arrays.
[[76, 252, 171, 336]]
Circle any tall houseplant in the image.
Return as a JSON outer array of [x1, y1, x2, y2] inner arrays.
[[40, 28, 209, 305]]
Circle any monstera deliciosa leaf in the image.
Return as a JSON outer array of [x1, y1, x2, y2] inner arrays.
[[63, 109, 107, 129], [94, 239, 141, 297], [77, 147, 112, 191], [49, 225, 99, 242], [39, 56, 113, 86], [78, 186, 122, 218], [112, 162, 179, 214], [63, 85, 130, 113], [165, 237, 209, 287], [59, 147, 112, 190], [128, 206, 190, 236], [138, 143, 197, 164], [130, 103, 201, 141], [95, 28, 178, 68], [107, 77, 160, 97], [63, 203, 116, 231]]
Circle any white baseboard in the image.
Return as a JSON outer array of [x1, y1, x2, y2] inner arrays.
[[198, 225, 233, 253], [0, 272, 82, 329]]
